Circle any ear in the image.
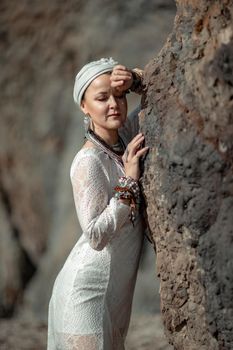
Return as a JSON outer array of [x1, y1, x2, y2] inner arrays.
[[80, 100, 88, 115]]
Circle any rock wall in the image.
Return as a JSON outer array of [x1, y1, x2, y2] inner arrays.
[[141, 0, 233, 349]]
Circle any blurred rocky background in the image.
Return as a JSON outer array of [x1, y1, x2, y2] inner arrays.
[[0, 0, 175, 349]]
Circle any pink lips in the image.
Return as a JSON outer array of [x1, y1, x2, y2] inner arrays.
[[108, 112, 120, 117]]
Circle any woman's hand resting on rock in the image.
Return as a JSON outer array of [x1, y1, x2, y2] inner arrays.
[[122, 133, 149, 181]]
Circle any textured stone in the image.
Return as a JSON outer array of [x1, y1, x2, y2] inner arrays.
[[141, 0, 233, 349]]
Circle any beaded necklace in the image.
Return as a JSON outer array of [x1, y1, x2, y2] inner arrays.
[[85, 130, 126, 172]]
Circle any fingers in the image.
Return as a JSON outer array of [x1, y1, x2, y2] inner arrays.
[[122, 148, 129, 164], [111, 66, 132, 84], [111, 70, 132, 80], [127, 133, 144, 154], [126, 133, 143, 150], [135, 146, 149, 158], [110, 74, 131, 87], [114, 64, 128, 70], [111, 80, 125, 88], [130, 133, 144, 144], [126, 133, 149, 160], [123, 133, 149, 179], [112, 65, 131, 75], [111, 65, 131, 77]]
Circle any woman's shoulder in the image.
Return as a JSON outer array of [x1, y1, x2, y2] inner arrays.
[[70, 146, 107, 179]]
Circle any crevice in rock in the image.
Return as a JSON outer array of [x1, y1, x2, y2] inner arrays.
[[0, 180, 37, 318], [20, 245, 37, 290], [175, 319, 187, 332]]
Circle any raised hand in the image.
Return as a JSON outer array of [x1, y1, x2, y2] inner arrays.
[[110, 65, 133, 93], [122, 133, 149, 181]]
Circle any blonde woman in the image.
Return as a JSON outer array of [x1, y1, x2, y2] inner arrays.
[[47, 58, 148, 350]]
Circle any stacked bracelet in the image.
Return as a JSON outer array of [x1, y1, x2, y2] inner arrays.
[[119, 176, 140, 201], [114, 176, 140, 225], [130, 68, 144, 95]]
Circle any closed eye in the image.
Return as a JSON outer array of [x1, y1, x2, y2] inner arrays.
[[97, 97, 108, 101]]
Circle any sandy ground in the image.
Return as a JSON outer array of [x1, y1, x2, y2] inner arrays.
[[0, 313, 172, 350], [126, 314, 173, 350]]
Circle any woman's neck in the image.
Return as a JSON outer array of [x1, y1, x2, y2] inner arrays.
[[91, 128, 119, 146]]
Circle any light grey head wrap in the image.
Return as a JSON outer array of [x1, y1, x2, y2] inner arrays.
[[73, 57, 118, 107]]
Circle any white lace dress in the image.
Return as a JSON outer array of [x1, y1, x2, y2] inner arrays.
[[47, 108, 144, 350]]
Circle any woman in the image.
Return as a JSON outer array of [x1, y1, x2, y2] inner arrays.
[[47, 57, 148, 350]]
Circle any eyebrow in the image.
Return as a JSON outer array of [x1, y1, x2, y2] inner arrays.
[[94, 91, 109, 97]]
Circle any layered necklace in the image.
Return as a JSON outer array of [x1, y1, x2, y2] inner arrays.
[[85, 129, 126, 172]]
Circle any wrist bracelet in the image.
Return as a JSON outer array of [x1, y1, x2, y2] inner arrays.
[[130, 68, 144, 94], [118, 176, 140, 203], [114, 176, 140, 225]]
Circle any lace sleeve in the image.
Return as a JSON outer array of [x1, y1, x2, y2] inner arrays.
[[70, 152, 130, 251]]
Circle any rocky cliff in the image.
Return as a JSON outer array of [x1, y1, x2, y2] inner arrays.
[[141, 0, 233, 349]]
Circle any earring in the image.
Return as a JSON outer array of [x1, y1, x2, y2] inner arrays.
[[84, 113, 91, 133]]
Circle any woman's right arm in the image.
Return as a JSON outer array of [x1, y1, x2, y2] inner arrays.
[[70, 153, 131, 251], [110, 65, 144, 95], [111, 65, 144, 139]]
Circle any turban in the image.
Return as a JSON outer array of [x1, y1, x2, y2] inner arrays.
[[73, 57, 118, 107]]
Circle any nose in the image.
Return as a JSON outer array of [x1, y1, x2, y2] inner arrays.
[[109, 95, 118, 108]]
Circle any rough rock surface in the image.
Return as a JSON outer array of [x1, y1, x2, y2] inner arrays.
[[141, 0, 233, 349]]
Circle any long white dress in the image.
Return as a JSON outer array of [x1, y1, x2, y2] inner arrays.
[[47, 108, 144, 350]]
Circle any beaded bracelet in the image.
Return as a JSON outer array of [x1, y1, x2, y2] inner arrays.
[[118, 176, 140, 202], [114, 176, 140, 225], [130, 68, 144, 95]]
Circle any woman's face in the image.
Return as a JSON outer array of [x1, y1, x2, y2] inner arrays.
[[81, 73, 127, 132]]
